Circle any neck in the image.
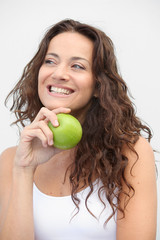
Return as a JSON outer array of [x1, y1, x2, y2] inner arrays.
[[71, 101, 92, 124], [36, 148, 76, 177]]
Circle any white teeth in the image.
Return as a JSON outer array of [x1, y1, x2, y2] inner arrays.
[[50, 86, 71, 95]]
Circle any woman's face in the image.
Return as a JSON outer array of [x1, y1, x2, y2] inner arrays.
[[38, 32, 96, 118]]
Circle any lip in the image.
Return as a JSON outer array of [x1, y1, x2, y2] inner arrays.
[[47, 84, 75, 97]]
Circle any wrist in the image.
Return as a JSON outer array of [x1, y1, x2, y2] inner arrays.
[[13, 165, 36, 177], [13, 154, 38, 174]]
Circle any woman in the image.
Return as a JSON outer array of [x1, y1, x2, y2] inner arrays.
[[0, 19, 157, 239]]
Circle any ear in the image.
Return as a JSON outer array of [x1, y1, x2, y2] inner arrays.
[[93, 81, 99, 98], [93, 89, 98, 98]]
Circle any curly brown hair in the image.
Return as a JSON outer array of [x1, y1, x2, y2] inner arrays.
[[5, 19, 152, 225]]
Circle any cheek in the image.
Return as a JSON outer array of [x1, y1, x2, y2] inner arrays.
[[38, 67, 45, 85], [82, 77, 95, 95], [38, 66, 52, 84], [37, 68, 46, 97], [37, 75, 42, 96]]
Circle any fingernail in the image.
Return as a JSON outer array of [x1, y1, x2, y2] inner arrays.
[[54, 120, 59, 126]]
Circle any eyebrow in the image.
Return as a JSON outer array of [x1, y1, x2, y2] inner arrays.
[[46, 53, 90, 65], [46, 53, 59, 59]]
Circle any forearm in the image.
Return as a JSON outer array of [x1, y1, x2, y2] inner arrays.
[[0, 167, 35, 240]]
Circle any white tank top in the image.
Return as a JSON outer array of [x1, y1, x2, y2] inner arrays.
[[33, 179, 117, 240]]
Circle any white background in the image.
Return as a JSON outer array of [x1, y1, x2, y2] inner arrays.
[[0, 0, 159, 238]]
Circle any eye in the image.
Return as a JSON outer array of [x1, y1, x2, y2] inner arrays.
[[72, 64, 85, 70], [44, 59, 56, 65]]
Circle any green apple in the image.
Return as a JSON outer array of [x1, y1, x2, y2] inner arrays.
[[48, 113, 83, 150]]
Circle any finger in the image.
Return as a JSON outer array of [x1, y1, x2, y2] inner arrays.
[[33, 107, 52, 123], [35, 120, 54, 146], [50, 107, 71, 127], [21, 128, 49, 148], [33, 107, 71, 126], [26, 120, 54, 146]]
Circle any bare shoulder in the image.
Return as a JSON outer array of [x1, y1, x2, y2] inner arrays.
[[123, 136, 155, 178], [0, 146, 17, 169], [124, 135, 154, 156], [132, 136, 154, 157], [0, 146, 17, 191], [121, 136, 156, 195], [0, 147, 17, 226], [0, 146, 17, 157], [117, 137, 157, 240]]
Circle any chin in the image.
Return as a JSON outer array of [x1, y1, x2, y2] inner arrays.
[[46, 104, 70, 111]]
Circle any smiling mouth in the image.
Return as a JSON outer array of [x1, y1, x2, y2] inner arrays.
[[49, 86, 74, 95]]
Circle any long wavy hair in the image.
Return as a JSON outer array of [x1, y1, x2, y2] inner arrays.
[[5, 19, 152, 225]]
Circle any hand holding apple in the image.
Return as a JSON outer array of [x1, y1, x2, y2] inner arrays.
[[48, 113, 82, 150]]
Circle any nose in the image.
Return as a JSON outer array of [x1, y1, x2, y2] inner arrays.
[[51, 64, 69, 81]]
